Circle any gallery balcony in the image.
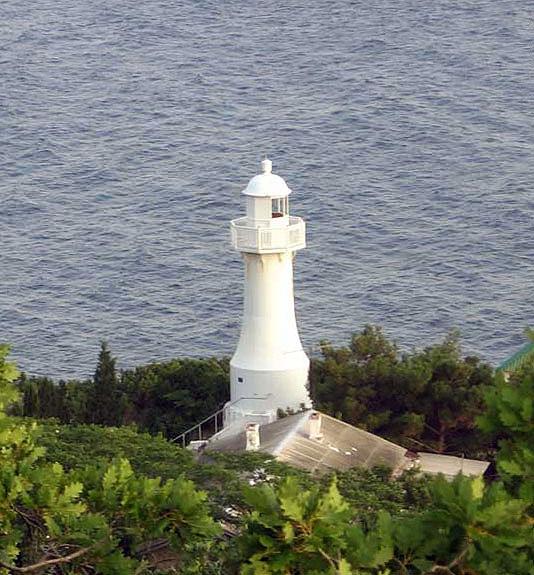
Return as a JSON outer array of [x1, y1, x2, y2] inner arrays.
[[230, 216, 306, 254]]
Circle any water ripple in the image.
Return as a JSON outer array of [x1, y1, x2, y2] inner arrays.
[[1, 0, 532, 378]]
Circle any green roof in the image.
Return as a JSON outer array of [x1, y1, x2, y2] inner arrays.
[[498, 341, 534, 372]]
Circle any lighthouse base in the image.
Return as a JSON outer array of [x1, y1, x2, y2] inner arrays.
[[223, 402, 276, 434], [229, 363, 311, 420]]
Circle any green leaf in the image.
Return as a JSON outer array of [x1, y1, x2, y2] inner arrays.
[[277, 477, 307, 522], [471, 476, 484, 500], [412, 558, 434, 572], [62, 481, 83, 501], [338, 558, 353, 574], [317, 476, 349, 518], [282, 522, 294, 542]]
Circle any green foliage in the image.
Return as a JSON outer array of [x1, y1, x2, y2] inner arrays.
[[238, 359, 534, 574], [239, 473, 533, 574], [240, 476, 360, 574], [15, 330, 495, 460], [3, 341, 534, 574], [0, 347, 220, 574], [329, 466, 431, 524], [32, 425, 434, 538], [310, 326, 494, 456], [120, 356, 229, 437], [391, 475, 533, 575], [36, 426, 434, 553], [37, 422, 195, 477], [478, 367, 534, 499], [15, 344, 230, 439], [88, 341, 122, 426], [0, 344, 20, 410], [89, 458, 219, 548], [15, 373, 86, 422]]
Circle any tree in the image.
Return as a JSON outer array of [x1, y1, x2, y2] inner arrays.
[[477, 366, 534, 500], [349, 324, 398, 363], [15, 374, 65, 419], [14, 352, 231, 439], [310, 327, 494, 456], [238, 472, 533, 574], [240, 476, 364, 574], [416, 334, 491, 454], [61, 378, 90, 423], [88, 341, 122, 426], [119, 357, 229, 437], [23, 379, 40, 416]]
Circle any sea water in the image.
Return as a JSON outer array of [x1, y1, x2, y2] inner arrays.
[[1, 0, 532, 377]]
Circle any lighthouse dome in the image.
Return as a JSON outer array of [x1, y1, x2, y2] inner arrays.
[[242, 159, 292, 198]]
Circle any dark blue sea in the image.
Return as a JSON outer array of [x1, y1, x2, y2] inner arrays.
[[1, 0, 533, 378]]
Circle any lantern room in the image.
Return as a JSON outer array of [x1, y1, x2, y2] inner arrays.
[[243, 159, 291, 228]]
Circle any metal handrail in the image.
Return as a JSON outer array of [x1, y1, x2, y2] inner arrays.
[[170, 395, 273, 448]]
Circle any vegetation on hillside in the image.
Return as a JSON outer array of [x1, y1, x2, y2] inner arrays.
[[14, 327, 500, 458], [1, 339, 533, 573], [0, 345, 219, 575], [310, 326, 495, 457], [14, 345, 229, 438], [35, 423, 431, 525]]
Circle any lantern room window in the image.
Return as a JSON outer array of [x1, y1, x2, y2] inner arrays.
[[272, 197, 288, 218]]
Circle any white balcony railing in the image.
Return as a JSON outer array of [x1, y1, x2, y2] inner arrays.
[[230, 216, 306, 254]]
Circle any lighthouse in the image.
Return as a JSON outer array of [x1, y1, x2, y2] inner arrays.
[[227, 159, 311, 428]]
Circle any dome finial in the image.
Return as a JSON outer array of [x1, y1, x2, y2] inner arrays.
[[261, 158, 272, 174]]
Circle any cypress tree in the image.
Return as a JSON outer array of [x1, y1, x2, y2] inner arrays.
[[23, 381, 39, 417], [88, 341, 121, 426], [36, 378, 57, 418]]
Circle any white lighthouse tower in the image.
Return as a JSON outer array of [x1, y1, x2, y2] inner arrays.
[[227, 159, 311, 428]]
